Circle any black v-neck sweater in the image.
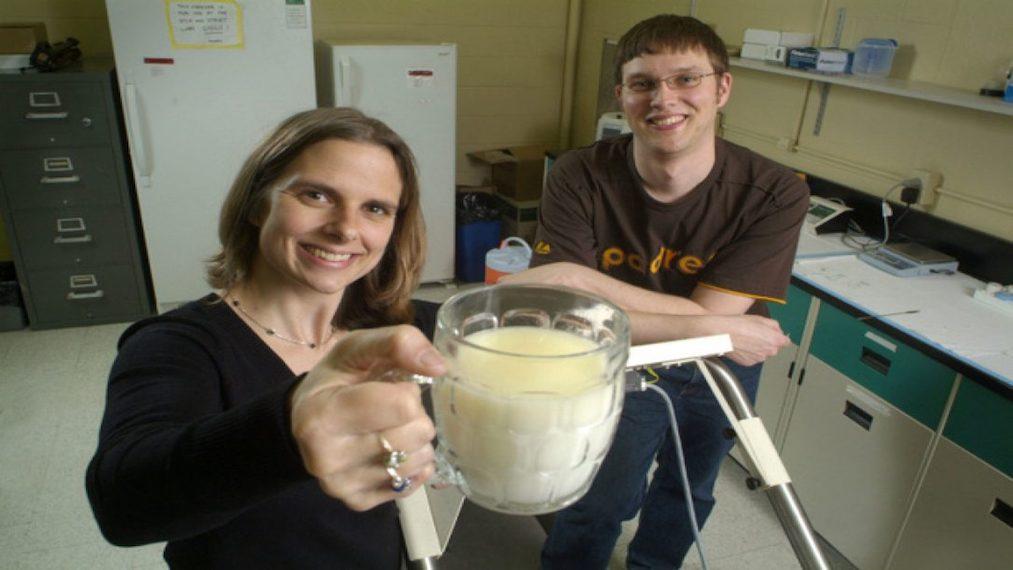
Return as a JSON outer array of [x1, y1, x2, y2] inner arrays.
[[86, 294, 439, 569]]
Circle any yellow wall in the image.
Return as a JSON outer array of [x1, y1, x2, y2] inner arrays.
[[0, 0, 569, 186], [312, 0, 570, 185], [573, 0, 1013, 241], [0, 0, 113, 54], [5, 1, 1011, 242]]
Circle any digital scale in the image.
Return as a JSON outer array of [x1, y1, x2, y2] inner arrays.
[[859, 242, 959, 277], [805, 196, 852, 234]]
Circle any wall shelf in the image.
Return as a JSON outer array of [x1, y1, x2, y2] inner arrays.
[[730, 56, 1013, 117]]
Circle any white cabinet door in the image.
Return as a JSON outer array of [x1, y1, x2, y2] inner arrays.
[[890, 437, 1013, 569], [781, 358, 932, 569]]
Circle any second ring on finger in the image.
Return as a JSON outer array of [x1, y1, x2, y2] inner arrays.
[[379, 435, 409, 470]]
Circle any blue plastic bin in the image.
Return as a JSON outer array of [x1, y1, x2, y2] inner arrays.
[[455, 220, 502, 282]]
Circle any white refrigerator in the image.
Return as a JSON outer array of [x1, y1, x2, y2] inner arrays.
[[106, 0, 316, 311], [315, 43, 456, 283]]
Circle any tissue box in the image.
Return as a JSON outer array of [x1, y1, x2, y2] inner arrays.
[[788, 48, 851, 73]]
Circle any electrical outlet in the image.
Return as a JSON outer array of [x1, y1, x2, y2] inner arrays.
[[908, 169, 942, 206]]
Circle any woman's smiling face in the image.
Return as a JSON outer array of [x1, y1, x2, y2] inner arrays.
[[253, 138, 403, 296]]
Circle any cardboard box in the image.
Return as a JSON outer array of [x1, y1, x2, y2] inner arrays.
[[491, 191, 539, 244], [0, 23, 47, 55], [469, 145, 552, 202]]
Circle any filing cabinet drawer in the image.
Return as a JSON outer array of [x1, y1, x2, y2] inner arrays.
[[0, 82, 110, 148], [943, 379, 1013, 477], [12, 207, 135, 270], [768, 283, 811, 342], [809, 302, 956, 428], [0, 148, 123, 209], [24, 265, 143, 327], [890, 437, 1013, 569]]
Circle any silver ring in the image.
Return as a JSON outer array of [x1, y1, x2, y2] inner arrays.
[[379, 435, 408, 469], [386, 466, 411, 493]]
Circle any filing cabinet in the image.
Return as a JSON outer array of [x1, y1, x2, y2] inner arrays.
[[781, 302, 958, 569], [0, 61, 152, 328]]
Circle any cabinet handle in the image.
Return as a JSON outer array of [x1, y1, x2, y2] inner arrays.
[[338, 56, 352, 105], [25, 111, 69, 120], [66, 289, 104, 301], [787, 361, 795, 379], [124, 82, 152, 180], [843, 400, 873, 430], [860, 346, 892, 375], [41, 175, 81, 184], [54, 234, 93, 244], [991, 498, 1013, 529]]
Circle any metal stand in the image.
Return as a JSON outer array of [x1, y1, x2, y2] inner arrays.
[[698, 358, 830, 570], [402, 337, 831, 569]]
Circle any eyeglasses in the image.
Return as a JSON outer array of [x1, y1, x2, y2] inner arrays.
[[622, 71, 720, 93]]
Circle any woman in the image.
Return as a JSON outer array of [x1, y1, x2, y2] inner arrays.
[[86, 108, 445, 569]]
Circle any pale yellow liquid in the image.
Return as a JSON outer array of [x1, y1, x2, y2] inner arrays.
[[434, 326, 622, 512]]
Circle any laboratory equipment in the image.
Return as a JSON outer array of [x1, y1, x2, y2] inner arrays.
[[315, 42, 456, 283], [596, 112, 631, 140], [972, 282, 1013, 317], [105, 0, 316, 311], [858, 242, 958, 277], [805, 195, 852, 234]]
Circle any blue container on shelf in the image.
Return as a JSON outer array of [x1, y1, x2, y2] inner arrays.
[[852, 38, 898, 77]]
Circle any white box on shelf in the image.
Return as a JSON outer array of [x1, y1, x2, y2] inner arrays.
[[740, 43, 768, 61], [780, 32, 815, 48], [764, 45, 788, 64], [743, 28, 781, 46]]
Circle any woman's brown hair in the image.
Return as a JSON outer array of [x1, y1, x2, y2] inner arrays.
[[207, 107, 424, 329]]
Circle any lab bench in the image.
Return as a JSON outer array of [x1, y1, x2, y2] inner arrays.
[[739, 256, 1012, 569]]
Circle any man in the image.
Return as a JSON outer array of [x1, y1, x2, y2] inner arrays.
[[502, 14, 809, 569]]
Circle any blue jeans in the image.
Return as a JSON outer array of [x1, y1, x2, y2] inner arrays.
[[541, 358, 761, 570]]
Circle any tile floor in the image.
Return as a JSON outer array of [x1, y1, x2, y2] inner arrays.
[[0, 283, 856, 569]]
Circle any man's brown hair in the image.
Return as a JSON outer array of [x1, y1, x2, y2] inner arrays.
[[614, 14, 730, 85]]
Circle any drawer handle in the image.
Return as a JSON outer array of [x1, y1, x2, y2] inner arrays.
[[843, 400, 873, 430], [67, 289, 104, 301], [54, 234, 93, 244], [25, 112, 69, 120], [860, 346, 891, 375], [991, 498, 1013, 529], [41, 175, 81, 184]]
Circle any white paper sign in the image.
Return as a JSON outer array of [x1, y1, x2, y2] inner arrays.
[[167, 1, 243, 48], [285, 0, 308, 29]]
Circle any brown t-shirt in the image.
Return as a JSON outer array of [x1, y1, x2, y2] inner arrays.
[[531, 135, 809, 314]]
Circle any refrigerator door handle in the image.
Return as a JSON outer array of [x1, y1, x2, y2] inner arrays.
[[338, 56, 352, 105], [124, 82, 152, 186]]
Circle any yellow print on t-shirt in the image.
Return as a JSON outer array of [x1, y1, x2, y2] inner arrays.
[[601, 245, 713, 275]]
